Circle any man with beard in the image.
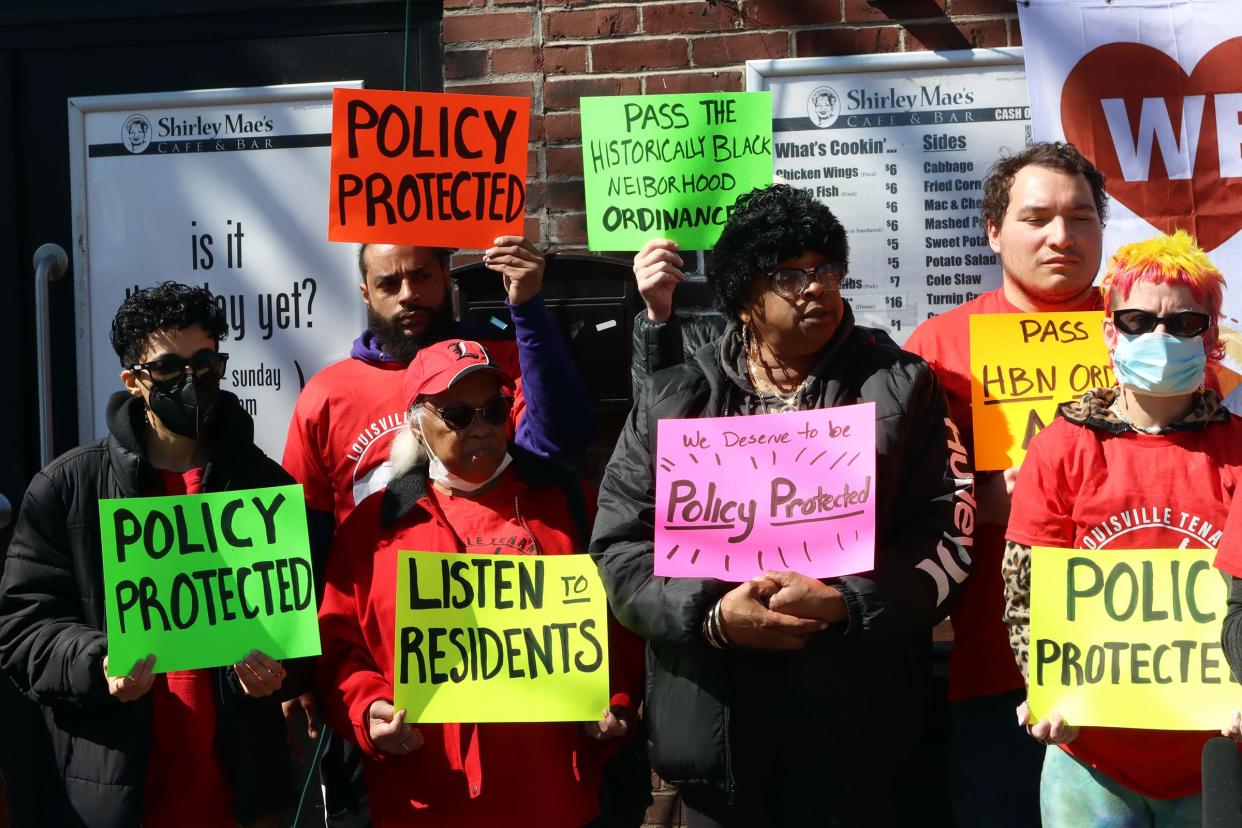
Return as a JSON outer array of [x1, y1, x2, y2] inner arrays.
[[283, 235, 593, 526], [281, 235, 594, 826]]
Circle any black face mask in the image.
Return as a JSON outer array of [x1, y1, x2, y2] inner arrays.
[[146, 371, 220, 439]]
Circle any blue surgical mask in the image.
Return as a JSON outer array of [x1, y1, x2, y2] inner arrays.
[[1112, 331, 1207, 397]]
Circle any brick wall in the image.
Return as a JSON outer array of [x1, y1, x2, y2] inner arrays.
[[441, 2, 1013, 823], [443, 0, 1021, 265]]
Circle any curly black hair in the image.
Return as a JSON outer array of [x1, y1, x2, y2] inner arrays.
[[110, 281, 228, 367], [706, 184, 849, 317], [981, 141, 1108, 230]]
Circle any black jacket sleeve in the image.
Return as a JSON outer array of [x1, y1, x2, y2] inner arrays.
[[827, 360, 973, 639], [0, 471, 110, 707], [590, 379, 725, 645], [629, 311, 728, 400]]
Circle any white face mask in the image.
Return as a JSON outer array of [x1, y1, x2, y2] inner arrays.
[[416, 412, 512, 493]]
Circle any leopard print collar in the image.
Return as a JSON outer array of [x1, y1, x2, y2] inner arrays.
[[1056, 386, 1228, 434]]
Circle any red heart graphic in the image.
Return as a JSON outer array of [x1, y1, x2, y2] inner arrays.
[[1061, 38, 1242, 251]]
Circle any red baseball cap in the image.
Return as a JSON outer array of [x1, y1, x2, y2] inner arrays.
[[403, 339, 515, 405]]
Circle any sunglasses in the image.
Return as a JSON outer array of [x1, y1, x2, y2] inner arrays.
[[425, 396, 513, 431], [130, 350, 229, 382], [1111, 309, 1211, 338], [765, 262, 846, 299]]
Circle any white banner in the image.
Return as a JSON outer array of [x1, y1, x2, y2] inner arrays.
[[748, 50, 1029, 344], [69, 82, 367, 459], [1019, 0, 1242, 342]]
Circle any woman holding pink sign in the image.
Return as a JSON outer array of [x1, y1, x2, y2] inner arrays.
[[591, 184, 973, 826]]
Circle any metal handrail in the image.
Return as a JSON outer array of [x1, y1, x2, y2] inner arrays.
[[34, 243, 69, 468]]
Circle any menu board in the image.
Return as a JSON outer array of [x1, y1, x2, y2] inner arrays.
[[746, 49, 1029, 344]]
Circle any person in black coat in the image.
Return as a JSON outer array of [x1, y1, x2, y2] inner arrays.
[[0, 282, 321, 828], [591, 185, 975, 827]]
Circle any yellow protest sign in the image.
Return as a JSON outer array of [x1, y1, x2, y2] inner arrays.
[[970, 312, 1111, 470], [1028, 546, 1239, 730], [393, 551, 610, 724]]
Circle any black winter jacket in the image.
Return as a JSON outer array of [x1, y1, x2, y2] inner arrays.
[[0, 391, 317, 827], [628, 308, 727, 401], [592, 307, 974, 799]]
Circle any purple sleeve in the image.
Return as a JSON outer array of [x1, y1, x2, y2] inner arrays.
[[507, 294, 595, 459]]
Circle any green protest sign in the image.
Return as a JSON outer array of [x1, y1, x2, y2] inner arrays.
[[581, 92, 773, 250], [393, 551, 610, 723], [98, 484, 320, 675]]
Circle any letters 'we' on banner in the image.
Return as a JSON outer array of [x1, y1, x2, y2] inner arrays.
[[1018, 0, 1242, 340], [393, 552, 609, 724], [328, 88, 529, 249], [98, 485, 320, 675], [654, 405, 876, 582], [969, 312, 1111, 470], [1028, 546, 1238, 730], [580, 92, 773, 251]]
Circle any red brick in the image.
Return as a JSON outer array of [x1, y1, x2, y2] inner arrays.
[[544, 111, 581, 142], [451, 252, 485, 267], [544, 7, 639, 39], [527, 148, 539, 176], [546, 146, 584, 177], [691, 31, 789, 66], [643, 1, 743, 35], [528, 112, 542, 143], [491, 45, 541, 74], [443, 0, 483, 9], [448, 80, 536, 99], [904, 19, 1007, 51], [545, 75, 641, 111], [523, 216, 542, 244], [544, 44, 589, 75], [795, 25, 901, 57], [444, 49, 487, 80], [443, 10, 533, 44], [550, 212, 588, 245], [842, 0, 946, 22], [592, 38, 689, 72], [745, 0, 841, 27], [1010, 17, 1022, 46], [644, 70, 743, 94], [545, 180, 586, 211], [950, 0, 1014, 13], [524, 181, 545, 212]]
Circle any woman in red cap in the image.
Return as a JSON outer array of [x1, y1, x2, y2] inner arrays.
[[315, 338, 643, 827]]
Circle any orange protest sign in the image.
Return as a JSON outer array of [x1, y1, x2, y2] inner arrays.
[[970, 312, 1112, 469], [328, 88, 529, 249]]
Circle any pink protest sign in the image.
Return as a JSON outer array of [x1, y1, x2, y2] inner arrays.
[[654, 403, 877, 582]]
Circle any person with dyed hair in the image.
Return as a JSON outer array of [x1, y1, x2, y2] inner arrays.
[[1002, 230, 1242, 824]]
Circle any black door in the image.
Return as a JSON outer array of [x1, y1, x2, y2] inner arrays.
[[0, 1, 442, 546]]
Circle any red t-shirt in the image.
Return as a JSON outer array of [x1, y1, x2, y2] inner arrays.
[[143, 468, 236, 828], [1008, 413, 1242, 798], [430, 469, 542, 556], [283, 349, 526, 526], [905, 288, 1107, 700]]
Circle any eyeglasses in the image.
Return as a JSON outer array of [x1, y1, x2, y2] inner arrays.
[[130, 350, 229, 382], [1111, 309, 1211, 338], [765, 262, 846, 298], [425, 396, 513, 431]]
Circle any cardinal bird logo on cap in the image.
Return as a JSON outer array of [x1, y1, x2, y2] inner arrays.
[[452, 340, 488, 361]]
